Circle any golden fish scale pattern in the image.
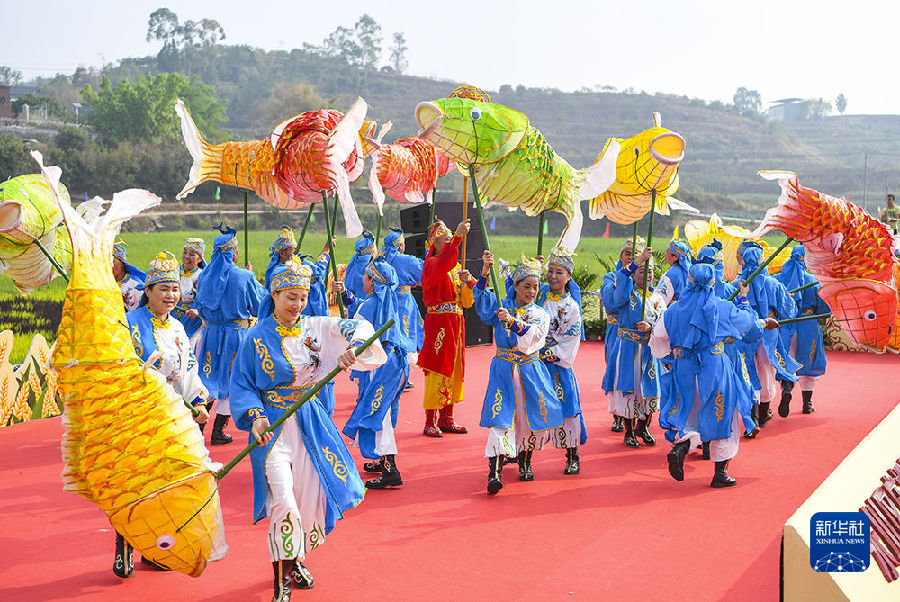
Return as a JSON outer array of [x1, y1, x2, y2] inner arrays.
[[218, 140, 274, 187], [110, 472, 222, 578], [59, 362, 213, 513], [54, 289, 133, 366]]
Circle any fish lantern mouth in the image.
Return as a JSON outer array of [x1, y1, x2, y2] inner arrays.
[[156, 534, 175, 550], [415, 102, 443, 136], [0, 201, 24, 233], [649, 132, 685, 165]]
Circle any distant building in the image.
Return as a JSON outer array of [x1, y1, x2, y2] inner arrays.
[[0, 85, 10, 118], [767, 98, 809, 122], [9, 85, 38, 101], [72, 102, 91, 118]]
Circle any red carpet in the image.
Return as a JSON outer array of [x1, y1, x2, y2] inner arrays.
[[0, 342, 897, 601]]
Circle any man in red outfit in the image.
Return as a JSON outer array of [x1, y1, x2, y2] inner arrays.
[[417, 219, 474, 437]]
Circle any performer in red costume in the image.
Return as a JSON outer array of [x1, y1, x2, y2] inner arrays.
[[417, 219, 474, 437]]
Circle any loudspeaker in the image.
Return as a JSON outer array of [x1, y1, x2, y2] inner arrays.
[[404, 233, 428, 260], [399, 204, 431, 234]]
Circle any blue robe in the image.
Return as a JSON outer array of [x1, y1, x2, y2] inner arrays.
[[600, 271, 619, 361], [301, 253, 331, 319], [385, 253, 425, 354], [229, 314, 379, 526], [473, 285, 563, 431], [775, 269, 829, 377], [197, 268, 267, 399]]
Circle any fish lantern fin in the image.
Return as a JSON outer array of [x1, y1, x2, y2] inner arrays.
[[577, 139, 621, 200]]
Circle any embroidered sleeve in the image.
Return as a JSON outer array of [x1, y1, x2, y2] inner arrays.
[[247, 408, 265, 422]]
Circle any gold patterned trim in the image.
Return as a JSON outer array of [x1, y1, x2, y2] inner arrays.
[[606, 314, 618, 325], [321, 446, 349, 484], [617, 327, 650, 344], [491, 389, 503, 418], [254, 338, 275, 380], [427, 302, 462, 315], [397, 285, 412, 294], [263, 385, 315, 410], [495, 347, 539, 365]]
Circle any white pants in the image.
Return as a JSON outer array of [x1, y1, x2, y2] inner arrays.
[[211, 397, 230, 416], [755, 346, 778, 405], [551, 416, 582, 449], [264, 419, 328, 562], [484, 367, 545, 458], [674, 384, 741, 462], [608, 343, 655, 419], [798, 375, 818, 391], [351, 412, 398, 456]]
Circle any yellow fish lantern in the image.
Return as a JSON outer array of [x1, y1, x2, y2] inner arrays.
[[32, 152, 227, 577], [683, 213, 791, 281], [588, 113, 696, 224]]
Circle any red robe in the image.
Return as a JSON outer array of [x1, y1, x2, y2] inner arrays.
[[417, 235, 472, 378]]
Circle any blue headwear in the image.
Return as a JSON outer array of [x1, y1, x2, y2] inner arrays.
[[776, 245, 809, 300], [258, 263, 312, 319], [669, 263, 718, 349], [112, 239, 146, 283], [667, 240, 693, 273], [737, 239, 763, 254], [380, 228, 405, 261], [183, 238, 207, 268], [364, 257, 402, 345], [547, 247, 584, 339], [144, 251, 180, 287], [345, 231, 376, 296], [739, 246, 772, 317], [195, 224, 237, 313], [265, 227, 300, 288], [696, 244, 726, 287], [505, 259, 542, 303], [616, 236, 646, 269]]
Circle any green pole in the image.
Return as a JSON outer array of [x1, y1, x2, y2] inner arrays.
[[32, 237, 69, 282], [468, 164, 502, 303], [640, 188, 657, 320], [727, 237, 796, 301], [630, 221, 639, 261], [243, 191, 249, 266], [788, 281, 818, 294], [320, 192, 345, 318], [215, 319, 394, 480], [776, 313, 831, 326], [297, 203, 315, 249], [331, 195, 339, 234], [537, 211, 546, 256]]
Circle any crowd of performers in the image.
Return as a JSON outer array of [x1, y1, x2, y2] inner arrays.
[[109, 218, 829, 599]]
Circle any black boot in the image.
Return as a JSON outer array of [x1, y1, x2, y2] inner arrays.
[[363, 457, 385, 473], [636, 416, 656, 446], [701, 441, 711, 460], [757, 402, 773, 428], [711, 460, 737, 488], [623, 418, 640, 448], [564, 447, 580, 475], [518, 450, 534, 481], [291, 560, 315, 590], [611, 414, 625, 433], [272, 560, 292, 601], [365, 455, 403, 489], [487, 455, 504, 494], [113, 532, 134, 578], [667, 440, 691, 481], [802, 390, 815, 414], [778, 380, 794, 417], [210, 414, 233, 445]]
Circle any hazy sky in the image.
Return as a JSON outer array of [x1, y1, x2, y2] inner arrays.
[[4, 0, 894, 114]]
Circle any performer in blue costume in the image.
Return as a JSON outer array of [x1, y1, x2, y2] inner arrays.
[[600, 237, 644, 433], [230, 265, 386, 599], [264, 227, 337, 415], [602, 246, 666, 448], [343, 231, 376, 299], [380, 228, 425, 369], [539, 248, 587, 475], [336, 257, 408, 489], [196, 225, 268, 445], [775, 245, 829, 416], [655, 239, 693, 305], [731, 244, 801, 429], [650, 263, 778, 488], [475, 252, 563, 494], [115, 251, 211, 578], [171, 237, 206, 353], [112, 240, 145, 311]]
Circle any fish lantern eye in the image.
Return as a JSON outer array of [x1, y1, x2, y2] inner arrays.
[[470, 108, 482, 121], [156, 535, 175, 550], [863, 310, 877, 321]]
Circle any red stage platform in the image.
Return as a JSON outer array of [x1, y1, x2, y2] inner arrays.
[[0, 342, 897, 601]]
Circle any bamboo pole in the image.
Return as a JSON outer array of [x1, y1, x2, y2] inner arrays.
[[726, 237, 796, 301], [297, 203, 315, 249], [32, 237, 69, 282], [639, 189, 657, 320], [468, 164, 502, 303], [320, 193, 345, 318]]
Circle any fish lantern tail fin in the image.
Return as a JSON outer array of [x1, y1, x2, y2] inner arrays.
[[577, 139, 621, 201], [174, 99, 227, 200], [750, 170, 813, 239], [328, 97, 368, 238]]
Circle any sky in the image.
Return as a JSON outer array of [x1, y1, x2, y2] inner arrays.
[[3, 0, 895, 114]]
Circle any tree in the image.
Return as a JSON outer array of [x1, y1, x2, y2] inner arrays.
[[260, 82, 326, 125], [0, 66, 23, 86], [389, 32, 408, 74], [733, 87, 762, 116], [319, 26, 363, 66], [81, 73, 226, 145], [354, 14, 383, 70], [836, 93, 847, 115], [807, 98, 832, 120], [146, 8, 181, 54], [146, 9, 225, 74]]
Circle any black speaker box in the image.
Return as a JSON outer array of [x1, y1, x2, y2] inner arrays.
[[399, 203, 431, 234]]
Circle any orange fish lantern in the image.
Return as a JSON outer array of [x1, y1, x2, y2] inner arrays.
[[752, 171, 900, 352], [174, 98, 373, 237], [365, 122, 453, 213]]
